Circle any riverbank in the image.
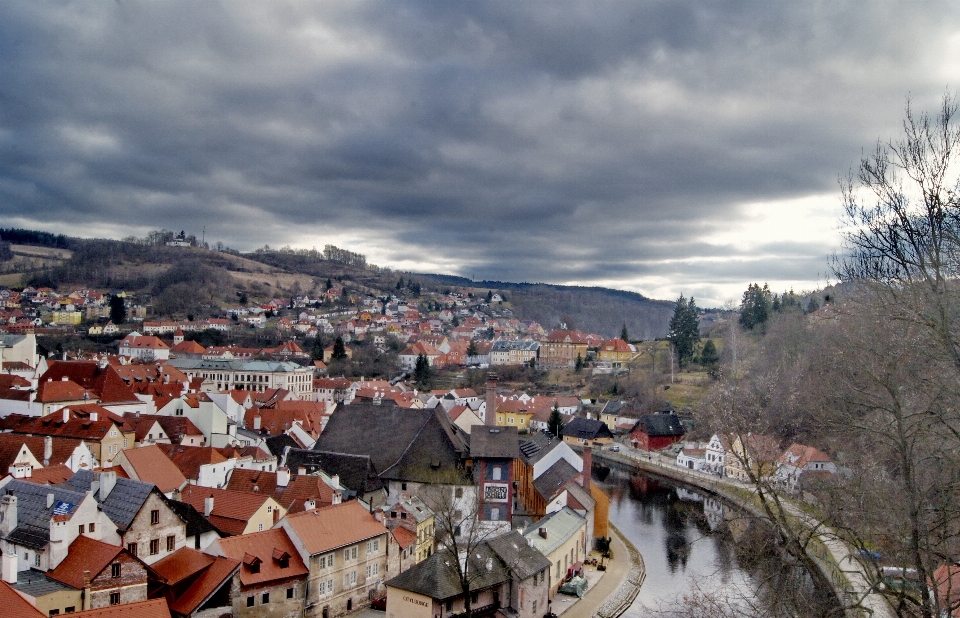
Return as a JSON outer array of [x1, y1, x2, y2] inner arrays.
[[552, 524, 644, 618], [591, 445, 893, 618]]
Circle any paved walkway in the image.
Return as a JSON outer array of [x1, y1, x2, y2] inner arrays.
[[552, 530, 630, 618], [597, 443, 895, 618]]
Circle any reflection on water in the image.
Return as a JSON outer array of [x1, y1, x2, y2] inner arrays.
[[595, 465, 840, 617]]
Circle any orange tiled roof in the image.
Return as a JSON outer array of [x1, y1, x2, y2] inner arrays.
[[214, 528, 308, 587], [68, 599, 171, 618], [156, 444, 228, 481], [20, 463, 76, 485], [119, 445, 188, 494], [152, 548, 239, 616], [0, 580, 45, 617], [225, 468, 336, 512], [391, 525, 417, 550], [282, 500, 386, 555]]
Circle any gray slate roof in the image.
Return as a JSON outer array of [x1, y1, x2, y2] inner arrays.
[[469, 426, 520, 460], [486, 531, 551, 580], [311, 403, 469, 484], [561, 417, 613, 441], [2, 480, 86, 549], [65, 470, 156, 532], [637, 413, 686, 437], [533, 458, 580, 501], [167, 358, 303, 372], [523, 507, 587, 557], [518, 432, 563, 465], [14, 570, 77, 597], [285, 449, 384, 496], [385, 545, 509, 601]]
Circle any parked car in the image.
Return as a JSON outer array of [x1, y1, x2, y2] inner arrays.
[[371, 594, 387, 611], [608, 445, 620, 452]]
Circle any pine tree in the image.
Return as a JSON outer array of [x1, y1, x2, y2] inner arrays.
[[699, 339, 720, 376], [547, 404, 564, 438], [332, 336, 347, 360], [486, 290, 493, 303], [109, 295, 126, 325], [467, 340, 478, 357], [413, 353, 431, 389], [311, 337, 325, 361], [575, 353, 584, 373], [739, 283, 771, 329], [621, 323, 629, 342], [667, 295, 700, 367]]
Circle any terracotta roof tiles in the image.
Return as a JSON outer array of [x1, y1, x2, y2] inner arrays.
[[212, 528, 308, 587], [281, 501, 387, 555]]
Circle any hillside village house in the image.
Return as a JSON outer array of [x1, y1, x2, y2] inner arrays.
[[277, 501, 391, 617], [489, 339, 540, 366], [725, 434, 781, 482], [539, 330, 589, 369], [46, 535, 153, 610], [5, 405, 135, 468], [523, 506, 589, 597], [117, 333, 170, 361], [180, 485, 286, 536]]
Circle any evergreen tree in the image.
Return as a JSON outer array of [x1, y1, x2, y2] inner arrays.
[[575, 353, 584, 373], [486, 290, 493, 303], [620, 323, 629, 342], [413, 353, 431, 389], [311, 337, 325, 361], [331, 336, 347, 360], [467, 339, 478, 357], [699, 339, 720, 376], [805, 296, 820, 314], [109, 295, 126, 325], [452, 315, 460, 327], [238, 291, 248, 305], [396, 278, 403, 290], [667, 294, 700, 367], [739, 283, 771, 329], [547, 404, 564, 438]]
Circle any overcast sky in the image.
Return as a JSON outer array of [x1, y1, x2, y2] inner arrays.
[[1, 1, 958, 307]]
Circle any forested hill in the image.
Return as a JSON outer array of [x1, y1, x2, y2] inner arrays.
[[416, 274, 674, 340], [1, 228, 676, 338]]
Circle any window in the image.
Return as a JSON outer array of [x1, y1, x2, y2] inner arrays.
[[78, 524, 85, 535], [258, 523, 264, 531], [492, 466, 502, 480], [287, 587, 295, 599], [150, 539, 160, 555], [471, 591, 479, 604], [127, 542, 138, 556], [167, 535, 175, 552], [247, 596, 255, 608], [490, 507, 500, 521], [401, 482, 407, 491], [455, 487, 464, 498], [88, 523, 94, 533], [150, 509, 160, 525], [261, 593, 269, 604], [343, 570, 357, 587], [64, 607, 75, 613], [111, 563, 121, 578], [366, 563, 379, 578], [109, 592, 120, 605], [35, 553, 40, 567], [49, 611, 59, 616], [319, 553, 334, 569]]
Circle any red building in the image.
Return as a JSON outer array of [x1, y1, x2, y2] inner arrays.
[[630, 413, 686, 451]]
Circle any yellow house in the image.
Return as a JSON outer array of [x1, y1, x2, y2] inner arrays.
[[50, 311, 82, 325], [385, 495, 435, 564], [88, 324, 104, 335], [596, 338, 639, 367], [725, 434, 781, 482], [523, 507, 588, 596], [180, 485, 287, 536], [496, 399, 534, 430]]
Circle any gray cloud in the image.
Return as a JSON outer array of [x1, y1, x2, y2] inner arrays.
[[0, 0, 957, 306]]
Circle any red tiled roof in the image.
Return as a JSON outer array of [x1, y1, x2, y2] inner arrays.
[[19, 463, 76, 485], [151, 547, 215, 586], [179, 485, 278, 536], [391, 525, 417, 550], [152, 548, 239, 616], [155, 444, 228, 481], [0, 580, 45, 617], [7, 405, 130, 442], [119, 445, 188, 494], [213, 528, 308, 587], [282, 501, 387, 555], [47, 535, 126, 589], [42, 361, 140, 404], [68, 599, 171, 618], [35, 378, 91, 403], [225, 468, 336, 512]]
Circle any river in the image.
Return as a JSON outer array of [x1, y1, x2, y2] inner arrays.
[[593, 464, 842, 617]]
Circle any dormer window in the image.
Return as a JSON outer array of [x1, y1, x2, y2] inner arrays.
[[244, 553, 262, 573]]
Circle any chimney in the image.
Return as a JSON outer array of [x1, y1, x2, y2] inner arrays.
[[0, 495, 17, 538], [538, 527, 548, 539], [47, 493, 55, 509], [62, 376, 69, 381], [277, 467, 290, 488], [89, 411, 98, 422], [253, 415, 261, 430], [485, 373, 499, 426], [330, 474, 340, 488], [63, 408, 70, 423], [204, 496, 214, 517], [43, 436, 52, 466], [298, 466, 306, 475], [100, 470, 117, 500], [582, 447, 592, 494], [304, 499, 316, 511], [1, 552, 16, 584]]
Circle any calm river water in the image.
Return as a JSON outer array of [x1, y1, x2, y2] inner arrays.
[[593, 464, 841, 617]]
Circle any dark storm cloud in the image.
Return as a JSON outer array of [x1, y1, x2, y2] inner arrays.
[[0, 1, 957, 305]]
